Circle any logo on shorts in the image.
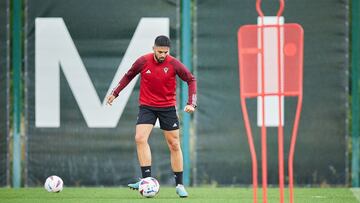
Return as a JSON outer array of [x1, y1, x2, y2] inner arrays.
[[163, 67, 168, 73], [146, 69, 151, 74], [172, 123, 177, 127]]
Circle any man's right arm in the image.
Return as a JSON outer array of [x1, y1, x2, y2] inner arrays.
[[107, 57, 144, 105], [111, 56, 145, 97]]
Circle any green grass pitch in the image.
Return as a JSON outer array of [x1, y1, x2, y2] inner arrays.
[[0, 187, 358, 203]]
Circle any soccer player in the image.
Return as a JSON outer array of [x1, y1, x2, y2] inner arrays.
[[106, 35, 196, 198]]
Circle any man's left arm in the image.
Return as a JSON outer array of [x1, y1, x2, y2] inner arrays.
[[175, 61, 197, 112]]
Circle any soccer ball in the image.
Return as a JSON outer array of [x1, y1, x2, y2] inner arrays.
[[44, 175, 63, 193], [138, 177, 160, 198]]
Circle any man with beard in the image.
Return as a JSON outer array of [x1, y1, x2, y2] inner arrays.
[[107, 35, 196, 198]]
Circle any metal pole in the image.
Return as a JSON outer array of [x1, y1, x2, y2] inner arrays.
[[352, 0, 360, 188], [12, 0, 22, 188], [181, 0, 192, 186]]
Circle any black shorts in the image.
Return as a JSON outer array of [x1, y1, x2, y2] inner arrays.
[[136, 105, 179, 131]]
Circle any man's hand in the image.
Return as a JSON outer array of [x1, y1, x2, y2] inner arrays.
[[106, 95, 116, 106], [184, 105, 195, 113]]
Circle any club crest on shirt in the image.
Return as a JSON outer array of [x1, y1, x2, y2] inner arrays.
[[163, 67, 168, 73]]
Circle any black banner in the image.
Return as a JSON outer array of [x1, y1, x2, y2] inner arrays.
[[25, 0, 179, 186], [195, 0, 348, 185], [0, 0, 9, 186]]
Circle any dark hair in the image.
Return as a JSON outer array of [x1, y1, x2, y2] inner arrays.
[[154, 35, 171, 47]]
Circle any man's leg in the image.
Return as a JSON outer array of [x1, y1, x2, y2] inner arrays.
[[136, 124, 153, 165], [163, 129, 183, 174], [128, 124, 153, 190], [164, 130, 188, 198]]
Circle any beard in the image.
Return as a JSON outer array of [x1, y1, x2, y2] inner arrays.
[[155, 55, 165, 63]]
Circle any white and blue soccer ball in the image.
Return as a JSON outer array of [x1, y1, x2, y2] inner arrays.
[[44, 175, 63, 193], [139, 177, 160, 198]]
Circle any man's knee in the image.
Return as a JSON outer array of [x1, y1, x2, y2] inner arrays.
[[135, 133, 148, 145], [168, 140, 181, 152]]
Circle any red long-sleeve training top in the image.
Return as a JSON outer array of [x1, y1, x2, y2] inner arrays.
[[112, 53, 197, 108]]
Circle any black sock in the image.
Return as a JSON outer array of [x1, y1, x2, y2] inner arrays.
[[174, 171, 183, 185], [141, 166, 151, 178]]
